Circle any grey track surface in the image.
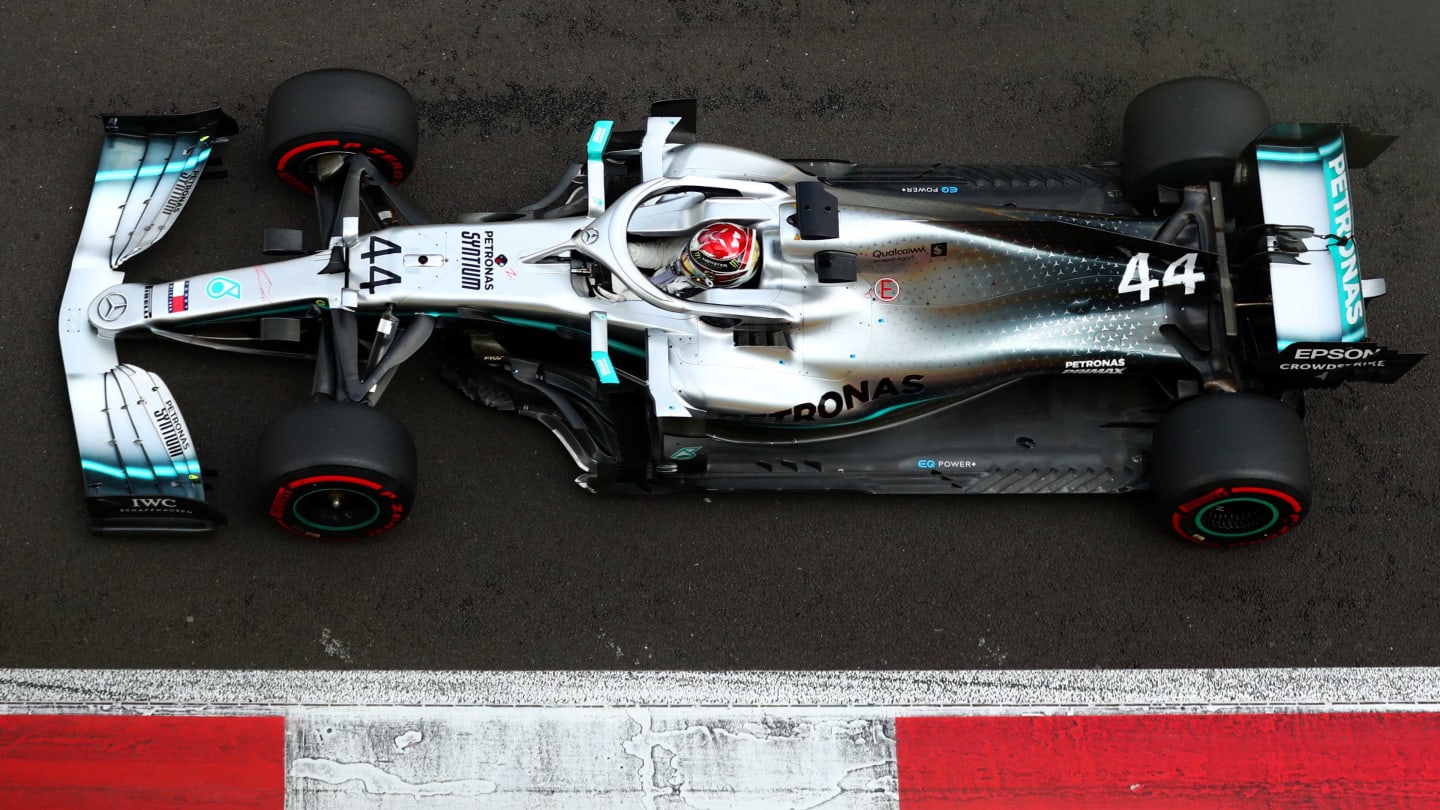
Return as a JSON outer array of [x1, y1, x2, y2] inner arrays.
[[1, 1, 1436, 671]]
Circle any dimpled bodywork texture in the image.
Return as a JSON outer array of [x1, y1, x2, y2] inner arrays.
[[724, 212, 1193, 422]]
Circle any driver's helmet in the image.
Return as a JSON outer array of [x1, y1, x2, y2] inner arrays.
[[674, 223, 760, 289]]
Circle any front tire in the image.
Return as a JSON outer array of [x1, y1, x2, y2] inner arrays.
[[1150, 393, 1310, 547], [256, 400, 417, 539], [264, 68, 419, 192]]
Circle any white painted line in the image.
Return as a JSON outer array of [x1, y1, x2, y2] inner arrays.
[[276, 706, 902, 808], [3, 668, 1440, 709]]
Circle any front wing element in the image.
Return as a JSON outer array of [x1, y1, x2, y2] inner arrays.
[[59, 109, 237, 534], [74, 365, 225, 534]]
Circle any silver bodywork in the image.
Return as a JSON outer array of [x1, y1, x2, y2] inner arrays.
[[62, 120, 1200, 511], [73, 107, 1413, 524]]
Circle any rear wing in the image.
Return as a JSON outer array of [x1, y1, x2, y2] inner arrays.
[[59, 109, 237, 534], [1252, 123, 1393, 348], [1252, 123, 1424, 386]]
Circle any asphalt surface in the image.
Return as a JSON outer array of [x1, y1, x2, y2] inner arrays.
[[1, 1, 1437, 670]]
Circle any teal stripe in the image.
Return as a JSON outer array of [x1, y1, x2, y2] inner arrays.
[[1255, 147, 1320, 164], [493, 314, 645, 358], [495, 314, 561, 331], [607, 341, 645, 359], [81, 458, 196, 481], [82, 459, 152, 480], [1256, 137, 1343, 164], [96, 147, 212, 182]]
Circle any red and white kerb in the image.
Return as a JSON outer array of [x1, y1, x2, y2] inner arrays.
[[3, 669, 1438, 807]]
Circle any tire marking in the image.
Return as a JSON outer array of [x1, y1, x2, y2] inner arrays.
[[285, 474, 384, 491], [1233, 485, 1303, 513], [274, 139, 341, 174]]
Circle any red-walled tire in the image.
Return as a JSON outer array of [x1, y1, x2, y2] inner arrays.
[[1150, 393, 1310, 547], [256, 400, 417, 539], [264, 69, 418, 193]]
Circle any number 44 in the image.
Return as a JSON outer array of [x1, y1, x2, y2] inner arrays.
[[1117, 252, 1204, 302], [359, 235, 402, 294]]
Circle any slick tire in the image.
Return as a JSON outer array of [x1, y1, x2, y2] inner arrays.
[[264, 68, 419, 192], [1122, 76, 1270, 213], [1150, 393, 1310, 547], [256, 400, 418, 539]]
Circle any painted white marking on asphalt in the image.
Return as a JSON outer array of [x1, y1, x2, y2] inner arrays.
[[394, 729, 423, 752], [6, 668, 1440, 708], [291, 758, 497, 798]]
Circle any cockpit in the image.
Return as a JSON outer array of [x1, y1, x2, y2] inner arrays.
[[533, 177, 804, 326]]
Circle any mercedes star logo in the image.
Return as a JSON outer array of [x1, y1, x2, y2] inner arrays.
[[97, 293, 128, 322]]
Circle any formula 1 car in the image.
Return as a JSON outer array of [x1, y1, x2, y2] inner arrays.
[[60, 70, 1424, 546]]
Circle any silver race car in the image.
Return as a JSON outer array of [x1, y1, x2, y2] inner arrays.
[[60, 70, 1423, 546]]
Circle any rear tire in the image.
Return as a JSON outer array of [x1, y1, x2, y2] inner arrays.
[[264, 68, 419, 192], [1150, 393, 1310, 547], [256, 400, 417, 539], [1122, 77, 1270, 212]]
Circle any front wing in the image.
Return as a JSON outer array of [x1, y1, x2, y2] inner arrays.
[[58, 110, 236, 533]]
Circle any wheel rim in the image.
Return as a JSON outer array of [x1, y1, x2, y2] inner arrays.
[[292, 487, 381, 533], [1194, 496, 1281, 539], [309, 152, 350, 182], [272, 139, 410, 192]]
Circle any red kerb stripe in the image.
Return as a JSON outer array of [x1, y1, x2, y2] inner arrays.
[[0, 715, 284, 809], [897, 712, 1440, 808]]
